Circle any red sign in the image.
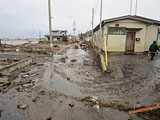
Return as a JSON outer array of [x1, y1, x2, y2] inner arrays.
[[136, 38, 140, 41]]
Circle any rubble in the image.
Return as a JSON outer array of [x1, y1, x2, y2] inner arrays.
[[21, 74, 29, 78], [18, 79, 33, 85], [17, 104, 29, 110], [70, 59, 77, 62], [69, 103, 74, 108], [1, 88, 8, 94], [47, 117, 52, 120], [80, 96, 99, 109], [74, 44, 79, 49], [16, 86, 25, 92], [79, 96, 133, 111], [40, 91, 46, 95], [60, 57, 67, 63]]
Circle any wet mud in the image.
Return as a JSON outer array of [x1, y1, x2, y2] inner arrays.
[[0, 44, 160, 120]]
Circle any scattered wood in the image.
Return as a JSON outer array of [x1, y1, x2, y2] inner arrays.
[[129, 105, 160, 114], [17, 104, 29, 110]]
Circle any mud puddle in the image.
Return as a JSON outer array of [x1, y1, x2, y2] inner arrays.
[[0, 94, 29, 120], [42, 62, 84, 97]]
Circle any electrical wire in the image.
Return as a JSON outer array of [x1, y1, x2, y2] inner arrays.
[[59, 0, 73, 21], [52, 0, 72, 30], [94, 0, 99, 15], [0, 0, 18, 10], [84, 0, 99, 33]]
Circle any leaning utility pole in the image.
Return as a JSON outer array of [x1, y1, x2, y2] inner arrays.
[[73, 21, 76, 37], [92, 8, 94, 46], [99, 0, 102, 52], [48, 0, 53, 50]]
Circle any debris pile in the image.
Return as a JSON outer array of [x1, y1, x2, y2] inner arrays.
[[78, 96, 133, 111], [80, 96, 100, 109], [17, 104, 29, 110], [138, 109, 160, 120], [80, 40, 90, 49], [60, 56, 68, 63]]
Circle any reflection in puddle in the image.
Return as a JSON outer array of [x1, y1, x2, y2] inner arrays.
[[43, 62, 84, 97]]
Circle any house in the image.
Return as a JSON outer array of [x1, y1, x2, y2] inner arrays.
[[45, 30, 67, 41], [93, 15, 160, 53]]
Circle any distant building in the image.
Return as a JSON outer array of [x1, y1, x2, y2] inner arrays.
[[93, 15, 160, 53], [45, 30, 67, 41]]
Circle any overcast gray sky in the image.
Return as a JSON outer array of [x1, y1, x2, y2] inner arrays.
[[0, 0, 160, 38]]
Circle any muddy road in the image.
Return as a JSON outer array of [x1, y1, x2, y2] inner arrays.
[[0, 43, 160, 120]]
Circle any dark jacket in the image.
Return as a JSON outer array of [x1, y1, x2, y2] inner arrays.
[[149, 44, 159, 53]]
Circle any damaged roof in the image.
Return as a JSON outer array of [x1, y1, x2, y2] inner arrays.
[[94, 15, 160, 32]]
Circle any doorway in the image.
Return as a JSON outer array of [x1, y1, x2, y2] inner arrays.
[[126, 32, 135, 53]]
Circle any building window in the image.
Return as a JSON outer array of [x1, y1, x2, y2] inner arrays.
[[108, 27, 125, 35]]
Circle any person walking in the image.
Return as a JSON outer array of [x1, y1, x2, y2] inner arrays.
[[149, 41, 159, 60]]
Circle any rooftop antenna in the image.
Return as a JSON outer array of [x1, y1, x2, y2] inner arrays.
[[135, 0, 138, 15], [130, 0, 132, 15]]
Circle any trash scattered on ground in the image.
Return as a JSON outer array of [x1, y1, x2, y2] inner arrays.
[[129, 105, 160, 114], [71, 59, 77, 62], [36, 63, 44, 66], [1, 88, 8, 94], [15, 47, 20, 52], [47, 117, 52, 120], [21, 74, 29, 78], [16, 86, 25, 92], [80, 40, 90, 49], [32, 98, 38, 103], [83, 60, 89, 65], [60, 56, 68, 63], [79, 96, 134, 111], [0, 78, 11, 88], [18, 79, 33, 85], [69, 103, 74, 108], [74, 44, 79, 49], [137, 109, 160, 120], [0, 109, 4, 117], [53, 45, 60, 48], [93, 104, 100, 109], [80, 96, 99, 109], [101, 102, 133, 112], [17, 104, 29, 110], [40, 91, 46, 95]]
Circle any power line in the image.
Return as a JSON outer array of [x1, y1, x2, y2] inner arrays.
[[0, 0, 18, 10], [53, 0, 73, 24], [84, 0, 99, 33], [52, 0, 75, 36], [59, 0, 73, 21], [94, 0, 99, 14]]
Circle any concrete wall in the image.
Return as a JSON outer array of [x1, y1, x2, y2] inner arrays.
[[0, 57, 32, 75], [145, 25, 159, 51], [107, 21, 147, 52], [93, 19, 159, 52]]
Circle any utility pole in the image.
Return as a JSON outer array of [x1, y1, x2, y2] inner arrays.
[[73, 21, 76, 38], [92, 8, 94, 46], [135, 0, 138, 15], [130, 0, 132, 15], [39, 30, 41, 41], [99, 0, 102, 52], [48, 0, 53, 50]]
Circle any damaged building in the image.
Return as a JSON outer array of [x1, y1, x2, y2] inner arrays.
[[93, 15, 160, 53], [45, 30, 67, 41]]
